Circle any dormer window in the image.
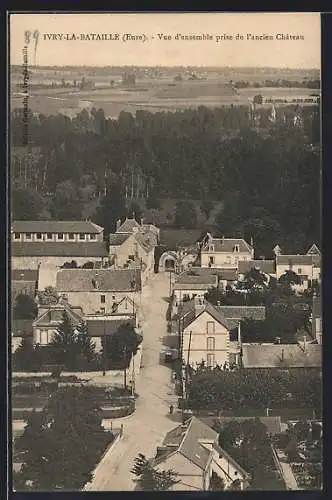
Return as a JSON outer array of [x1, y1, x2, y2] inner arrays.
[[68, 233, 75, 240], [26, 232, 32, 239], [14, 233, 20, 240], [47, 233, 52, 240], [57, 233, 64, 240], [234, 245, 239, 252], [36, 232, 42, 239], [79, 233, 85, 240], [209, 245, 214, 252]]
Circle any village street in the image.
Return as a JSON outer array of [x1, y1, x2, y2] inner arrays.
[[84, 272, 180, 491]]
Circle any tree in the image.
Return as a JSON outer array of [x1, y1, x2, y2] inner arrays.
[[14, 386, 112, 490], [146, 193, 161, 210], [50, 180, 83, 220], [12, 338, 35, 371], [62, 260, 78, 269], [294, 420, 311, 441], [50, 312, 79, 368], [174, 201, 197, 229], [209, 471, 225, 490], [200, 199, 214, 220], [102, 323, 142, 369], [37, 287, 59, 306], [12, 186, 46, 220], [94, 182, 127, 236], [241, 268, 269, 292], [13, 294, 37, 319], [131, 453, 179, 491], [279, 270, 302, 286], [81, 261, 94, 269], [75, 321, 96, 364], [253, 94, 263, 105]]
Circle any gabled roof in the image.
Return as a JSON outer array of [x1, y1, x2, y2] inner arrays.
[[12, 242, 108, 257], [202, 238, 252, 253], [241, 343, 322, 368], [113, 296, 137, 312], [33, 303, 83, 327], [109, 233, 131, 246], [217, 306, 266, 322], [56, 268, 141, 292], [116, 218, 141, 234], [276, 255, 314, 266], [182, 301, 231, 331], [134, 232, 155, 253], [12, 220, 104, 234], [11, 270, 39, 281], [307, 244, 321, 256], [238, 260, 276, 275]]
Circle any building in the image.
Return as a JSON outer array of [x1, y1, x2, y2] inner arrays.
[[12, 269, 38, 301], [12, 220, 108, 270], [158, 248, 198, 273], [32, 299, 83, 345], [173, 274, 218, 304], [215, 305, 266, 330], [241, 342, 322, 369], [200, 233, 254, 269], [56, 268, 141, 315], [275, 244, 321, 290], [85, 315, 137, 352], [109, 218, 159, 277], [180, 299, 231, 368], [153, 416, 250, 491]]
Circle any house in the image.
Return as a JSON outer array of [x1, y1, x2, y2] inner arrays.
[[241, 342, 322, 369], [275, 244, 321, 289], [180, 267, 238, 291], [109, 218, 158, 277], [238, 260, 276, 280], [12, 269, 38, 301], [32, 299, 83, 345], [12, 319, 33, 352], [153, 416, 250, 491], [200, 233, 254, 269], [56, 268, 141, 315], [180, 298, 231, 368], [12, 220, 108, 270], [85, 315, 137, 352], [173, 274, 218, 303], [215, 306, 266, 330], [311, 294, 322, 344]]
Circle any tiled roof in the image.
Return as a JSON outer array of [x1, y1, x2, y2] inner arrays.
[[12, 242, 108, 257], [11, 270, 38, 281], [182, 301, 231, 330], [217, 306, 266, 321], [202, 238, 252, 253], [86, 318, 135, 337], [241, 343, 322, 368], [33, 304, 83, 327], [116, 218, 141, 233], [276, 255, 314, 266], [12, 220, 104, 234], [176, 274, 217, 285], [12, 319, 33, 337], [238, 260, 276, 275], [135, 232, 154, 253], [56, 268, 141, 292], [109, 233, 131, 246], [185, 267, 237, 281]]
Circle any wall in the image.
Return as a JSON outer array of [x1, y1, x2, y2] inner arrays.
[[12, 232, 103, 243], [210, 447, 246, 489], [38, 264, 58, 290], [61, 290, 141, 315], [110, 234, 154, 274], [12, 255, 104, 270], [201, 252, 251, 269], [174, 287, 212, 302], [182, 310, 230, 367]]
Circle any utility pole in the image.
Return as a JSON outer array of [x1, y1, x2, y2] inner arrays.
[[169, 270, 172, 297], [123, 346, 127, 390], [102, 315, 106, 376]]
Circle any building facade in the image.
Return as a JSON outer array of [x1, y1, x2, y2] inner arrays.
[[200, 234, 254, 269]]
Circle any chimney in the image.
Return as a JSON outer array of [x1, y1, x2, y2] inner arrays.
[[116, 219, 121, 231], [194, 297, 205, 316], [216, 301, 221, 306], [140, 218, 144, 226]]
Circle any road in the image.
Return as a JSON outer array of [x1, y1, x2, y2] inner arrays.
[[84, 273, 179, 491]]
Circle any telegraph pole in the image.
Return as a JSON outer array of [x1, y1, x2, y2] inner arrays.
[[123, 346, 127, 390]]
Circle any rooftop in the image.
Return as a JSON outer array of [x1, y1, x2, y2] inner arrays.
[[241, 343, 322, 368], [238, 260, 276, 275], [56, 268, 142, 292], [12, 220, 104, 234], [201, 416, 282, 436], [86, 318, 136, 337], [276, 255, 315, 266], [12, 242, 109, 257], [185, 267, 237, 281], [116, 218, 141, 234], [109, 233, 131, 246], [202, 237, 253, 253], [11, 270, 39, 281], [216, 306, 266, 329], [181, 300, 231, 330]]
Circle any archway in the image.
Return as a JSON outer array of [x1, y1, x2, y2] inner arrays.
[[165, 258, 175, 271]]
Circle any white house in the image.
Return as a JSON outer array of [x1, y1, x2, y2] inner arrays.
[[180, 298, 231, 368], [200, 233, 254, 269], [153, 417, 250, 491], [173, 274, 218, 303], [56, 268, 142, 315], [276, 245, 321, 291]]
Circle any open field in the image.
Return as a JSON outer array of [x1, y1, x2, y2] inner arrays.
[[11, 66, 320, 118]]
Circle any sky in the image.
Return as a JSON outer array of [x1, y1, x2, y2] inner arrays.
[[10, 12, 321, 69]]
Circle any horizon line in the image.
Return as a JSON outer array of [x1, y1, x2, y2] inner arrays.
[[10, 64, 320, 71]]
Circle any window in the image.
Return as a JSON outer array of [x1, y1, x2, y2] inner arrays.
[[25, 232, 32, 239], [209, 245, 214, 252], [226, 256, 231, 264], [57, 233, 64, 240], [207, 321, 215, 334], [234, 245, 239, 252], [79, 233, 85, 240], [47, 233, 52, 240], [298, 268, 302, 274], [39, 330, 49, 345], [14, 233, 20, 240], [100, 307, 105, 314], [68, 233, 75, 240], [101, 295, 106, 303], [112, 295, 115, 300], [89, 233, 96, 240], [209, 256, 215, 266], [207, 337, 215, 350], [36, 232, 42, 239], [207, 353, 215, 368]]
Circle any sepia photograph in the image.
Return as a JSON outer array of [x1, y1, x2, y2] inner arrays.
[[9, 11, 322, 492]]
